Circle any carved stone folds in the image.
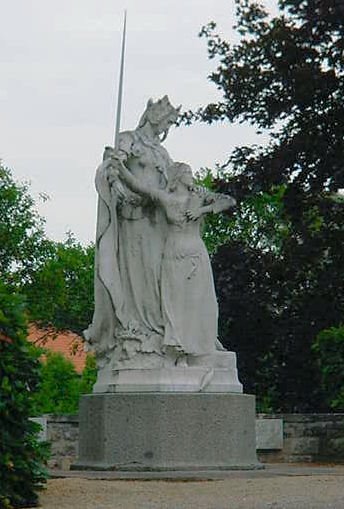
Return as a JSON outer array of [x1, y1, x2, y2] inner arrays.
[[93, 351, 243, 393]]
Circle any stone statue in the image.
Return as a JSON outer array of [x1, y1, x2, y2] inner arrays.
[[75, 14, 259, 470], [85, 96, 243, 393], [116, 160, 235, 357]]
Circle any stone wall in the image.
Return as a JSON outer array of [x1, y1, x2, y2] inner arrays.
[[257, 414, 344, 464], [44, 415, 79, 470], [37, 413, 344, 469]]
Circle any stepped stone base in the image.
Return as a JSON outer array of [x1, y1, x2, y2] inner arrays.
[[73, 393, 261, 471], [93, 352, 243, 394]]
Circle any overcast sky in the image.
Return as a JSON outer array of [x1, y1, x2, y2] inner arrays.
[[1, 0, 276, 244]]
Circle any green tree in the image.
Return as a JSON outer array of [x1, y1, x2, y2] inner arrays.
[[313, 325, 344, 411], [199, 170, 290, 255], [24, 234, 94, 335], [0, 281, 49, 508], [0, 164, 48, 288], [31, 353, 97, 416], [1, 164, 94, 335], [31, 352, 82, 415], [190, 0, 344, 411]]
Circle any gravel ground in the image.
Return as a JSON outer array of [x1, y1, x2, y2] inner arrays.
[[34, 473, 344, 509]]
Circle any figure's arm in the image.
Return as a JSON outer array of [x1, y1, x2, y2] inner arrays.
[[205, 193, 236, 214], [101, 140, 130, 187], [186, 193, 236, 221], [114, 158, 164, 203]]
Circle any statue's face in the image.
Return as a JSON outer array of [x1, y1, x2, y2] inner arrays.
[[147, 96, 180, 135], [154, 114, 177, 135], [180, 171, 194, 188], [178, 167, 194, 190]]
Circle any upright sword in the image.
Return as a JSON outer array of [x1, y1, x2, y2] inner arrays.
[[114, 10, 127, 151]]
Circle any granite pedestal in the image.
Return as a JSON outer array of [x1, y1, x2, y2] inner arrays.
[[74, 392, 260, 471]]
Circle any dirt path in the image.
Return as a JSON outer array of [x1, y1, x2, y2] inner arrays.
[[35, 474, 344, 509]]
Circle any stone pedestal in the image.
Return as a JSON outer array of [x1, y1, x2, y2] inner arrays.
[[93, 352, 243, 394], [73, 393, 260, 471]]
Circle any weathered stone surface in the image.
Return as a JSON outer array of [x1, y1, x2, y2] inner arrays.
[[261, 413, 344, 463], [301, 422, 328, 437], [35, 413, 344, 469], [45, 415, 79, 470], [326, 438, 344, 457], [93, 352, 242, 394], [256, 418, 283, 450], [284, 437, 320, 455], [73, 393, 260, 471]]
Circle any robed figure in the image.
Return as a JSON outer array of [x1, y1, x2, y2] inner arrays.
[[85, 96, 240, 393]]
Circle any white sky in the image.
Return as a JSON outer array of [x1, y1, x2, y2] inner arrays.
[[0, 0, 277, 244]]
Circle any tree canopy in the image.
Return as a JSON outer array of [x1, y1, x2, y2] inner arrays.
[[0, 164, 48, 289], [23, 234, 94, 335], [0, 163, 94, 335], [192, 0, 344, 411], [31, 352, 97, 415]]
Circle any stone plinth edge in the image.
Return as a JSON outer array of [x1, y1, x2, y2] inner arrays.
[[73, 392, 260, 471]]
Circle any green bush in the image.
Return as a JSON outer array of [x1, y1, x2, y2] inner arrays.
[[313, 325, 344, 411], [32, 352, 97, 415], [0, 282, 49, 508], [32, 352, 81, 415], [79, 354, 97, 394]]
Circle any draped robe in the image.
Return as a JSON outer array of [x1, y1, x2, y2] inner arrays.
[[84, 131, 173, 368]]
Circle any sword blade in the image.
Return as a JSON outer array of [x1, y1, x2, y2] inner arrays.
[[114, 10, 127, 150]]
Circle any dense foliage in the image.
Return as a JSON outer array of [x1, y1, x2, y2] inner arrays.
[[0, 282, 49, 508], [313, 325, 344, 411], [31, 352, 97, 415], [0, 164, 48, 288], [23, 235, 94, 335], [193, 0, 344, 411], [0, 163, 94, 335], [199, 169, 290, 255], [79, 353, 97, 394]]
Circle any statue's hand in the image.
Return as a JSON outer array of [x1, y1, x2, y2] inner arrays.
[[185, 208, 202, 221], [105, 157, 120, 185], [105, 152, 128, 180], [107, 169, 119, 186]]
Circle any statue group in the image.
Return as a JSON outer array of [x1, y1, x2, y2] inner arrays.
[[75, 95, 259, 473], [85, 96, 240, 392]]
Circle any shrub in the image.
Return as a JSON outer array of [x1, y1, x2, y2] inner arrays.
[[31, 352, 81, 415], [313, 325, 344, 411], [32, 352, 97, 415], [79, 354, 97, 394], [0, 282, 49, 508]]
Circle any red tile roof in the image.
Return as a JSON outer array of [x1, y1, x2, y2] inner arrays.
[[27, 324, 87, 373]]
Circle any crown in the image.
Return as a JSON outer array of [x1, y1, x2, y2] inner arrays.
[[139, 95, 181, 127]]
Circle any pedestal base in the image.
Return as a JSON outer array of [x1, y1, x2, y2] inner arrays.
[[93, 351, 243, 394], [73, 393, 260, 471]]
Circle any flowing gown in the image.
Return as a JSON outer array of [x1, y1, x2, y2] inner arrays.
[[160, 197, 218, 355], [85, 130, 173, 364]]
